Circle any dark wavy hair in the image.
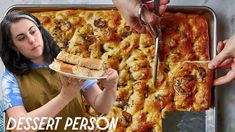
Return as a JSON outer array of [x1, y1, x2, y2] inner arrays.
[[0, 11, 61, 75]]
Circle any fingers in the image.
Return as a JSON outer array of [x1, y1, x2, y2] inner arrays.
[[213, 70, 235, 86], [102, 68, 118, 89], [208, 51, 229, 69], [216, 58, 233, 69], [65, 77, 73, 85], [104, 68, 119, 81], [104, 68, 116, 77], [144, 0, 168, 14], [159, 5, 167, 14], [161, 0, 170, 5], [132, 20, 148, 33], [147, 0, 169, 4], [208, 38, 234, 69], [114, 0, 169, 34], [137, 4, 161, 34], [106, 68, 114, 75], [223, 39, 228, 44], [144, 0, 169, 6], [217, 41, 225, 53], [140, 1, 168, 34], [134, 3, 151, 33], [61, 76, 85, 87]]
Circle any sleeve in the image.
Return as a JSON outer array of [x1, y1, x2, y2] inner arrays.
[[1, 69, 24, 112], [83, 79, 98, 90]]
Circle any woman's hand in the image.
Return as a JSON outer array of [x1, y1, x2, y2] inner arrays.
[[60, 76, 84, 99], [113, 0, 169, 33], [82, 68, 118, 114], [102, 68, 119, 89], [208, 33, 235, 85]]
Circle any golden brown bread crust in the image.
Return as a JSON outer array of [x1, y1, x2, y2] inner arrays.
[[56, 50, 81, 65], [56, 51, 103, 70], [77, 58, 103, 70], [51, 59, 73, 73], [50, 59, 105, 78], [169, 62, 212, 111], [34, 10, 211, 132], [159, 12, 209, 62]]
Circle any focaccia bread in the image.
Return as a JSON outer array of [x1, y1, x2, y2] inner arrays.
[[56, 50, 103, 70], [50, 59, 105, 78], [33, 9, 211, 132], [155, 61, 213, 116], [159, 12, 210, 62], [50, 51, 105, 78], [170, 61, 212, 111]]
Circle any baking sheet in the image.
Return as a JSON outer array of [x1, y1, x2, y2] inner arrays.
[[5, 4, 217, 132], [165, 6, 217, 132]]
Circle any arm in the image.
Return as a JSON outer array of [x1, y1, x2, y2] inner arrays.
[[208, 33, 235, 85], [5, 77, 83, 131], [113, 0, 169, 33], [83, 68, 118, 114]]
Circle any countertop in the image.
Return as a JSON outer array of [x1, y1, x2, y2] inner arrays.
[[1, 0, 235, 132]]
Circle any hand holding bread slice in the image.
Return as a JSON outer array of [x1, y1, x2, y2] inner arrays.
[[50, 51, 106, 79]]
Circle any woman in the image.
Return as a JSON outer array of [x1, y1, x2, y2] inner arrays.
[[0, 11, 118, 131]]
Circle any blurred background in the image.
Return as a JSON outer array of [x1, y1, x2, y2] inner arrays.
[[0, 0, 235, 132]]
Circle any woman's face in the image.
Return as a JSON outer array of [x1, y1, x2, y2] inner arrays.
[[10, 18, 44, 62]]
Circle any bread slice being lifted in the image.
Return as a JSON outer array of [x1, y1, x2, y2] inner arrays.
[[51, 51, 106, 78]]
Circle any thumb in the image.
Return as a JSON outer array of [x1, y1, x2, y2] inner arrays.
[[213, 70, 235, 86], [208, 51, 229, 69]]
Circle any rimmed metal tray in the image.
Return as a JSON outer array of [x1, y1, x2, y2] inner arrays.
[[165, 6, 217, 132]]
